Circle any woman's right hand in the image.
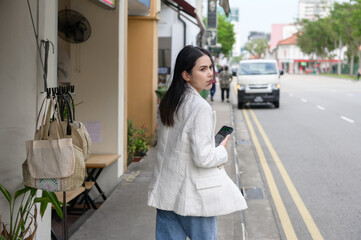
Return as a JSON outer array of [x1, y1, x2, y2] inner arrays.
[[219, 134, 230, 148]]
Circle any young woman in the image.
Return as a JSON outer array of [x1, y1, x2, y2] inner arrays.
[[148, 45, 247, 240]]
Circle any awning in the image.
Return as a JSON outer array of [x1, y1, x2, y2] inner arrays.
[[170, 0, 205, 33], [219, 0, 230, 17]]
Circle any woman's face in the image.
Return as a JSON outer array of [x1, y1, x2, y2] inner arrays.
[[182, 55, 214, 93]]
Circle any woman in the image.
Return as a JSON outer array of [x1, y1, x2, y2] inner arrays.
[[148, 45, 247, 240]]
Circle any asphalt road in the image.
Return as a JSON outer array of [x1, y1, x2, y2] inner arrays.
[[236, 74, 361, 240]]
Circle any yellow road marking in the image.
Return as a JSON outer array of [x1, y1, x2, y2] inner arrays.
[[249, 109, 324, 240], [242, 109, 298, 240]]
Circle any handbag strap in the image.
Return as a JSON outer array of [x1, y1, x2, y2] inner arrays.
[[40, 97, 61, 140], [34, 97, 47, 134], [57, 93, 73, 136], [51, 93, 73, 138], [66, 92, 75, 121], [34, 97, 49, 139]]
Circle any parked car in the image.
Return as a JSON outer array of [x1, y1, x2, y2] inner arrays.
[[237, 59, 283, 109]]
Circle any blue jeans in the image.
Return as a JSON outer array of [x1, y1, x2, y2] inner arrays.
[[156, 209, 217, 240], [210, 84, 216, 97]]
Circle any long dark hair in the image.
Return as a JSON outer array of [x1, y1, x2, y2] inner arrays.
[[159, 45, 215, 127]]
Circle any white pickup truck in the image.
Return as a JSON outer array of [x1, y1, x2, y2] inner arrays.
[[236, 59, 283, 109]]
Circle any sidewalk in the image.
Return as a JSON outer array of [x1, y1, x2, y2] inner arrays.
[[70, 83, 280, 240]]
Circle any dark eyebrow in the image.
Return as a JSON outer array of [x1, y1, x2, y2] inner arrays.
[[199, 64, 213, 68]]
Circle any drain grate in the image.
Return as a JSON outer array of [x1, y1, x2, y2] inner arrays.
[[236, 139, 250, 145], [242, 187, 264, 199]]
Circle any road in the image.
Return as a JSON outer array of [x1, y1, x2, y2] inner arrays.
[[233, 74, 361, 240]]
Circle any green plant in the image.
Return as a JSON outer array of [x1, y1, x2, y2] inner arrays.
[[0, 184, 62, 240], [127, 120, 137, 165], [134, 127, 153, 156], [155, 87, 167, 100], [127, 120, 154, 165]]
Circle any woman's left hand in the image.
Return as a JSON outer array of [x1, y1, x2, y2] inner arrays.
[[220, 134, 230, 148]]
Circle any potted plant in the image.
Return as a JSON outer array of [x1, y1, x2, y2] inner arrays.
[[127, 120, 153, 164], [0, 184, 62, 240], [133, 127, 153, 162]]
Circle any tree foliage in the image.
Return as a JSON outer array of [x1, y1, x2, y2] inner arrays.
[[244, 38, 268, 59], [217, 13, 235, 56], [297, 17, 335, 59], [297, 0, 361, 74]]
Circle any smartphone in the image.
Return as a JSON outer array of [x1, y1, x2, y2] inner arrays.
[[215, 125, 234, 147]]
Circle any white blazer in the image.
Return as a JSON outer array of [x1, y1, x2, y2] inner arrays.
[[148, 85, 247, 217]]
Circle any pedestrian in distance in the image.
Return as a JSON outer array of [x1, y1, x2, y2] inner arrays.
[[357, 68, 361, 81], [219, 65, 233, 102], [148, 45, 247, 240]]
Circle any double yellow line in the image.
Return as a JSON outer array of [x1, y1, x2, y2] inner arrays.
[[243, 109, 324, 240]]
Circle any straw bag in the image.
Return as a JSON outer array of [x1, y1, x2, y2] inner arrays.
[[22, 145, 85, 192], [48, 121, 91, 161], [22, 97, 86, 192], [47, 93, 92, 161]]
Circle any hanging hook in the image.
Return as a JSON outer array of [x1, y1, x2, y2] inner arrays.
[[46, 88, 51, 99]]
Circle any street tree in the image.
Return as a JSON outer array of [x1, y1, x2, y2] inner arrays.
[[297, 17, 335, 72], [244, 38, 268, 59], [331, 2, 358, 75], [217, 13, 235, 56], [350, 0, 361, 72]]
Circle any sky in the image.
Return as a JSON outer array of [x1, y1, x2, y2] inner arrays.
[[216, 0, 350, 46]]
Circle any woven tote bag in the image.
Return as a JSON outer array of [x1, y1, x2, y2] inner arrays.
[[22, 96, 86, 192], [23, 144, 85, 192]]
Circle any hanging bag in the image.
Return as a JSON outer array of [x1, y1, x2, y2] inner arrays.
[[47, 92, 92, 161], [26, 97, 75, 178], [23, 96, 86, 192]]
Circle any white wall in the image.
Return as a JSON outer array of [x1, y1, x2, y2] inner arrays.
[[0, 1, 57, 239], [68, 0, 126, 197], [232, 21, 241, 57], [283, 25, 298, 40], [158, 1, 203, 73]]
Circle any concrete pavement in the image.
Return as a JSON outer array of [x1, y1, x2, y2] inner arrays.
[[70, 82, 281, 240]]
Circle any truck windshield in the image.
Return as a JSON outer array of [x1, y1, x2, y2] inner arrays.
[[239, 62, 277, 75]]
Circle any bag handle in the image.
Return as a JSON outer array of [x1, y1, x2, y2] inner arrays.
[[51, 93, 73, 138], [39, 97, 61, 140], [34, 97, 47, 135], [58, 92, 73, 135], [66, 92, 75, 121]]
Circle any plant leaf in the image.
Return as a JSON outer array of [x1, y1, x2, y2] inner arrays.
[[42, 191, 63, 219], [33, 197, 48, 203], [29, 187, 37, 197], [0, 184, 11, 204], [34, 197, 49, 218], [14, 187, 30, 201]]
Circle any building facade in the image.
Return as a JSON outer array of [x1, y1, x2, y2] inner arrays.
[[298, 0, 332, 20], [0, 0, 160, 238]]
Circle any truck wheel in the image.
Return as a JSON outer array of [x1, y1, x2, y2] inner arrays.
[[274, 101, 279, 108], [238, 102, 244, 109]]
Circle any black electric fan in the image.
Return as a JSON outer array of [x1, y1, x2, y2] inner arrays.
[[58, 10, 91, 43]]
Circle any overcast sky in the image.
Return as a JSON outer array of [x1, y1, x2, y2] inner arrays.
[[226, 0, 349, 46]]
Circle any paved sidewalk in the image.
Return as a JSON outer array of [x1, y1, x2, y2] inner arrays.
[[70, 82, 280, 240]]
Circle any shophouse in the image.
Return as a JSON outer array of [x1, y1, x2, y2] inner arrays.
[[0, 0, 159, 238], [157, 0, 204, 89], [276, 32, 345, 74]]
